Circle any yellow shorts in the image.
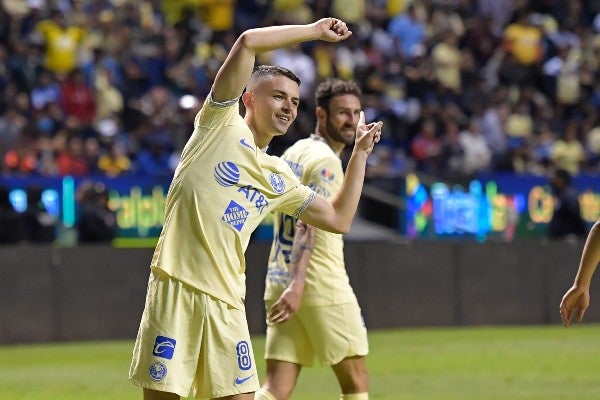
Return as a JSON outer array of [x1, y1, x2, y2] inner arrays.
[[264, 299, 369, 367], [129, 270, 259, 399]]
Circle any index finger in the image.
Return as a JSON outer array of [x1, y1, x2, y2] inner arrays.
[[358, 111, 365, 126]]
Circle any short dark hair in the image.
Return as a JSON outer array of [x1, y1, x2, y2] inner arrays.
[[315, 78, 362, 112], [247, 65, 301, 91]]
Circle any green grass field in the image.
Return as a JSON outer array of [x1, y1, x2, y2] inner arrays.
[[1, 324, 600, 399]]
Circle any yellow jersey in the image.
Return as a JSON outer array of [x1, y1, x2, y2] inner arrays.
[[265, 135, 356, 306], [151, 95, 315, 311]]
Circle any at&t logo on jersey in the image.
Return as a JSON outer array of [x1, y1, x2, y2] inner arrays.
[[214, 161, 240, 187], [149, 361, 167, 381], [269, 173, 285, 194], [320, 168, 335, 183], [222, 200, 249, 232], [152, 335, 176, 360]]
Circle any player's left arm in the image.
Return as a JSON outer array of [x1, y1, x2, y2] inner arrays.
[[268, 220, 315, 324]]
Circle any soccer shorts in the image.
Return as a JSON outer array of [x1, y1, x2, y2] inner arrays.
[[264, 299, 369, 367], [129, 270, 259, 398]]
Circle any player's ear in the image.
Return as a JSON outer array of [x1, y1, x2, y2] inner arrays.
[[241, 91, 254, 109], [316, 106, 327, 124]]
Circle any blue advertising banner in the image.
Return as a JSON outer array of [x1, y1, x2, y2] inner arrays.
[[405, 173, 600, 241], [3, 172, 599, 244], [0, 176, 172, 241]]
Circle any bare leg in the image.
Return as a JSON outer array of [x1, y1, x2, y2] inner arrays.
[[214, 393, 255, 400], [143, 388, 179, 400], [259, 359, 302, 400], [331, 356, 369, 394]]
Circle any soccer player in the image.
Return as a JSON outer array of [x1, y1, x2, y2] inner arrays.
[[256, 79, 370, 400], [128, 18, 384, 400], [560, 220, 600, 327]]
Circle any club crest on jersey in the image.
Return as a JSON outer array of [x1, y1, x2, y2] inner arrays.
[[152, 336, 176, 360], [222, 200, 249, 232], [269, 173, 285, 194], [320, 168, 335, 183], [214, 161, 240, 187], [149, 361, 167, 381]]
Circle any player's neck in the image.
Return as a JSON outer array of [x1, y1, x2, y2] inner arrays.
[[245, 117, 272, 150], [314, 132, 344, 156]]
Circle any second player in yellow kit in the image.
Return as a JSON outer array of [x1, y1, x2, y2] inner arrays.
[[257, 79, 370, 400]]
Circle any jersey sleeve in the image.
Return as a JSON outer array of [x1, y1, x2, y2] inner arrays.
[[194, 92, 240, 131]]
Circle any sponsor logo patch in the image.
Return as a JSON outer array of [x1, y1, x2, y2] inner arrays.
[[149, 361, 167, 381], [269, 173, 285, 194], [235, 374, 254, 385], [152, 336, 176, 360], [320, 168, 335, 183], [239, 138, 254, 150], [214, 161, 240, 187], [284, 159, 303, 178], [221, 200, 249, 232]]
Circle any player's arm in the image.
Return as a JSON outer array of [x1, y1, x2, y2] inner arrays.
[[211, 18, 352, 103], [299, 112, 383, 234], [269, 220, 316, 324], [560, 220, 600, 327]]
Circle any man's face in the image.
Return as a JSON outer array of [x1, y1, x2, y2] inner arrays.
[[321, 94, 361, 146], [250, 75, 300, 136]]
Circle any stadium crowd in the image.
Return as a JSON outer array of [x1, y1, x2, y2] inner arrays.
[[1, 0, 600, 181]]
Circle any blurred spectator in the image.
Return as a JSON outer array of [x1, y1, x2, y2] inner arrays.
[[22, 185, 56, 243], [505, 100, 534, 152], [30, 70, 61, 111], [135, 135, 172, 177], [235, 0, 271, 32], [529, 121, 556, 175], [463, 16, 500, 67], [388, 4, 426, 60], [547, 168, 586, 240], [98, 141, 132, 177], [56, 135, 89, 176], [586, 124, 600, 170], [503, 9, 543, 67], [199, 0, 235, 38], [439, 118, 465, 177], [84, 136, 102, 175], [431, 31, 462, 96], [35, 8, 87, 76], [458, 119, 492, 175], [269, 43, 317, 99], [77, 182, 116, 243], [551, 120, 585, 175], [0, 106, 27, 164], [93, 69, 124, 121], [60, 68, 96, 125], [331, 0, 366, 26], [411, 118, 442, 175], [35, 134, 59, 176]]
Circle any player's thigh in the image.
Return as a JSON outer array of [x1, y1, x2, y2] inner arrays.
[[299, 301, 368, 365], [130, 270, 205, 398], [193, 295, 259, 399], [264, 300, 315, 367]]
